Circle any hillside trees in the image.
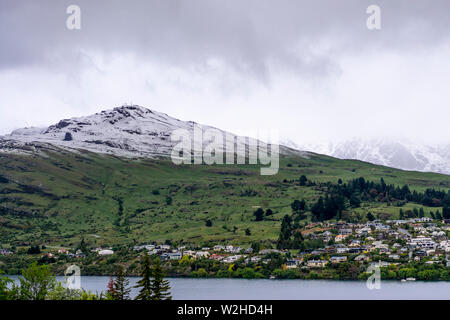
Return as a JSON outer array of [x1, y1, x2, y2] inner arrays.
[[311, 195, 345, 221], [253, 208, 264, 221], [349, 194, 361, 208], [277, 214, 304, 249], [27, 246, 41, 255], [277, 215, 293, 249], [419, 207, 425, 218], [443, 205, 450, 219], [299, 175, 308, 186], [367, 212, 375, 221], [291, 199, 307, 220], [291, 199, 306, 213], [306, 177, 449, 223]]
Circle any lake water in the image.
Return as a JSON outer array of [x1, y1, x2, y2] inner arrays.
[[10, 276, 450, 299]]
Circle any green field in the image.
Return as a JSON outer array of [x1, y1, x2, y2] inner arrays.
[[0, 149, 449, 248]]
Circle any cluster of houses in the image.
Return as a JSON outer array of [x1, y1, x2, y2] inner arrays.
[[290, 218, 450, 269], [39, 247, 112, 260], [2, 217, 448, 273], [133, 244, 257, 263], [130, 217, 450, 270]]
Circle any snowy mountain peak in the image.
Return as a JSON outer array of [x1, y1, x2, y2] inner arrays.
[[0, 105, 303, 159], [3, 105, 447, 175], [0, 105, 203, 157]]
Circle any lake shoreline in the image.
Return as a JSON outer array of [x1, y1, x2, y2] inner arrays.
[[8, 273, 450, 282], [8, 276, 450, 300]]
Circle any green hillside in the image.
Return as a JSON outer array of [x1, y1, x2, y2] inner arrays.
[[0, 149, 449, 249]]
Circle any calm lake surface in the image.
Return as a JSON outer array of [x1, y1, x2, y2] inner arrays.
[[11, 276, 450, 299]]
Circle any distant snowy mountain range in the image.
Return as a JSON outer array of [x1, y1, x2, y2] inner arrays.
[[282, 138, 450, 175]]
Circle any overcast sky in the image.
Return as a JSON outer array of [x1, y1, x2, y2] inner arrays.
[[1, 0, 449, 145]]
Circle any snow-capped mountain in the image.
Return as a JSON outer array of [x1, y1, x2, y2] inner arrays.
[[284, 138, 450, 175], [0, 105, 303, 158], [3, 105, 447, 175]]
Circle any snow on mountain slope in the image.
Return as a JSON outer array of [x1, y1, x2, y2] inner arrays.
[[4, 105, 446, 174], [284, 138, 450, 175], [0, 105, 305, 159]]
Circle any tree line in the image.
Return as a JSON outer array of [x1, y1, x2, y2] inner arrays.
[[0, 253, 171, 300], [274, 175, 450, 249], [310, 177, 450, 222]]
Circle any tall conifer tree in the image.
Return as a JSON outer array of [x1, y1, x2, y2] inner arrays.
[[134, 254, 153, 300], [113, 265, 131, 300], [150, 258, 172, 300]]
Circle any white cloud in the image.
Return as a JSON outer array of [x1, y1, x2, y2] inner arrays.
[[0, 1, 449, 146]]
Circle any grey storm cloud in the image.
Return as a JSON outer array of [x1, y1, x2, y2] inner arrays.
[[1, 0, 450, 78], [1, 0, 450, 145]]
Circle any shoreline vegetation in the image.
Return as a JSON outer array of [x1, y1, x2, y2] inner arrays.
[[0, 253, 171, 300], [1, 257, 448, 301]]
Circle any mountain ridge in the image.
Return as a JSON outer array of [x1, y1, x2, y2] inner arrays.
[[2, 106, 449, 176], [283, 138, 450, 175], [0, 105, 306, 159]]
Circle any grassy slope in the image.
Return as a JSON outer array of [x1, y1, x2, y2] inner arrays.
[[0, 150, 449, 249]]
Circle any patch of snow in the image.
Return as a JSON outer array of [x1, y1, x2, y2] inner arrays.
[[0, 105, 307, 159]]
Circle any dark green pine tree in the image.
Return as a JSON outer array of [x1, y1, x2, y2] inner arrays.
[[380, 178, 386, 191], [150, 258, 172, 300], [253, 208, 264, 221], [443, 205, 450, 219], [311, 197, 325, 221], [293, 229, 304, 249], [419, 207, 425, 218], [299, 175, 308, 186], [429, 211, 436, 220], [79, 237, 88, 253], [277, 215, 293, 249], [113, 265, 131, 300], [134, 253, 153, 300], [366, 212, 375, 221], [291, 199, 306, 214]]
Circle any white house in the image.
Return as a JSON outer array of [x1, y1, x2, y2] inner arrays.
[[195, 251, 210, 259], [98, 249, 114, 256], [222, 255, 242, 263]]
